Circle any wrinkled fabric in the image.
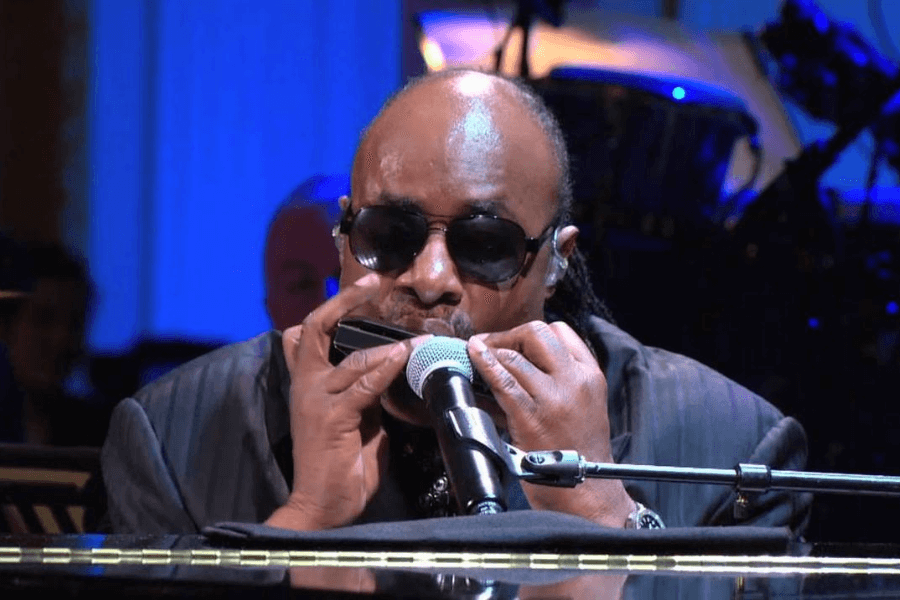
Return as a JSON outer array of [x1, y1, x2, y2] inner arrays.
[[101, 317, 811, 534]]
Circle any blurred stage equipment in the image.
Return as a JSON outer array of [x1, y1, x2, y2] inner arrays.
[[531, 66, 761, 240], [0, 444, 102, 534], [489, 2, 742, 228], [760, 0, 900, 175], [493, 0, 565, 77], [735, 0, 900, 252], [410, 1, 796, 245]]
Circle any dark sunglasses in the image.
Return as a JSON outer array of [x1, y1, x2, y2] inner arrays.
[[338, 205, 555, 284]]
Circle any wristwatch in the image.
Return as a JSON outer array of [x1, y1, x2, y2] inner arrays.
[[625, 501, 665, 529]]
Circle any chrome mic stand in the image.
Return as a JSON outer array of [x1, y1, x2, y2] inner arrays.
[[510, 447, 900, 497], [445, 402, 900, 519]]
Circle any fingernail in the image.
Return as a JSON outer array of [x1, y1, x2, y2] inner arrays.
[[410, 334, 434, 348], [469, 336, 487, 353]]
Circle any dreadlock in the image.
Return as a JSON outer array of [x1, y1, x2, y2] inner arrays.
[[356, 68, 615, 350]]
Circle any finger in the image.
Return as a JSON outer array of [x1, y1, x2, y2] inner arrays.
[[336, 342, 412, 412], [327, 339, 410, 394], [547, 321, 595, 364], [297, 273, 381, 364], [474, 321, 569, 374], [468, 335, 538, 417], [493, 347, 553, 400], [281, 324, 304, 377], [328, 333, 431, 391]]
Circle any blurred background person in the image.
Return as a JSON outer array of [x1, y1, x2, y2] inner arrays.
[[0, 233, 34, 442], [263, 174, 348, 330], [0, 238, 111, 446]]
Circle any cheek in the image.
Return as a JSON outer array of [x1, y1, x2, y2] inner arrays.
[[465, 281, 545, 332], [338, 252, 369, 288], [337, 260, 398, 320]]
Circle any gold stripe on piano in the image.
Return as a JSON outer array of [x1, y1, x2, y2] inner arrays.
[[1, 547, 900, 575]]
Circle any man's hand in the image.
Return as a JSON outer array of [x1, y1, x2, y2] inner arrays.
[[467, 321, 633, 528], [266, 274, 413, 531]]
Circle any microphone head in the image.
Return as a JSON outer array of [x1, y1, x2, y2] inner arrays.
[[406, 336, 473, 398]]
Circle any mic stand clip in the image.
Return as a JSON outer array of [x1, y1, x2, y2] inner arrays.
[[505, 447, 586, 487]]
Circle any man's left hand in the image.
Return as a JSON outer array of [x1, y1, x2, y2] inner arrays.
[[467, 321, 634, 528]]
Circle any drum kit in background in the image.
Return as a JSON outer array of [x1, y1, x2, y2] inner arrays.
[[414, 0, 898, 250]]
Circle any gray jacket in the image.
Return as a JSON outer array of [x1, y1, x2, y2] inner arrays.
[[101, 317, 810, 533]]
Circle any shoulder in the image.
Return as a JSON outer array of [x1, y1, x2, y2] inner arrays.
[[586, 317, 809, 528], [588, 317, 789, 456], [102, 330, 290, 531], [128, 330, 287, 434]]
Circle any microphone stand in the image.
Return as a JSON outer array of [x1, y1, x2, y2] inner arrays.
[[439, 403, 900, 520], [440, 405, 900, 525], [512, 448, 900, 498]]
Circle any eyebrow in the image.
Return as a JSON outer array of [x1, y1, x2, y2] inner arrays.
[[376, 192, 512, 218]]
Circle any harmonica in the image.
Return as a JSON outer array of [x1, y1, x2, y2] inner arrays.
[[331, 318, 494, 400]]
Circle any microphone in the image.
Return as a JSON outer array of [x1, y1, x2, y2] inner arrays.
[[406, 337, 507, 515]]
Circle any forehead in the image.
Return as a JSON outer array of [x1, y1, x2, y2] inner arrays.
[[353, 74, 559, 227]]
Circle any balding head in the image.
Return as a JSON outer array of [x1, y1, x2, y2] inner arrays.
[[351, 69, 572, 222]]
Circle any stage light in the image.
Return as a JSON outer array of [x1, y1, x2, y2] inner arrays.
[[419, 36, 446, 72], [672, 86, 686, 100]]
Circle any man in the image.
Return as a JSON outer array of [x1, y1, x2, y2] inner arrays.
[[263, 175, 346, 331], [1, 240, 109, 446], [101, 69, 810, 533], [0, 232, 32, 441]]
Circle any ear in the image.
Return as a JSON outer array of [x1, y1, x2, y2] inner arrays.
[[544, 225, 578, 293], [334, 195, 350, 254], [332, 224, 345, 258], [557, 225, 578, 261]]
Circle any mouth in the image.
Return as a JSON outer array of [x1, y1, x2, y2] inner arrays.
[[381, 310, 476, 340]]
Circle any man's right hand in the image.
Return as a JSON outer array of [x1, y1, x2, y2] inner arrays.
[[265, 273, 413, 531]]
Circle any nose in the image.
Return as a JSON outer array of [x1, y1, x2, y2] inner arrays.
[[394, 230, 464, 307]]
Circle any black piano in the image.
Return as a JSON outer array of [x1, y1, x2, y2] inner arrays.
[[2, 519, 899, 599]]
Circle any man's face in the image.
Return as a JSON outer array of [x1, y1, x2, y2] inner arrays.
[[8, 277, 87, 396], [339, 73, 561, 342], [265, 207, 340, 330]]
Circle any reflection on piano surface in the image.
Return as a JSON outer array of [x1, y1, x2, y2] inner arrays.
[[2, 532, 900, 599]]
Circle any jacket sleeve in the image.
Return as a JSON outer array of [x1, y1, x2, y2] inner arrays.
[[101, 398, 199, 534], [705, 415, 812, 534]]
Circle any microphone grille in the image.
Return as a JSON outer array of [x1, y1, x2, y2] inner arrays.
[[406, 336, 473, 397]]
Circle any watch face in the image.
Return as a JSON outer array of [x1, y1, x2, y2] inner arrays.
[[639, 512, 664, 529]]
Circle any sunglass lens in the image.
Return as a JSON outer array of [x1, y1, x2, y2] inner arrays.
[[447, 217, 526, 283], [350, 207, 426, 273]]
